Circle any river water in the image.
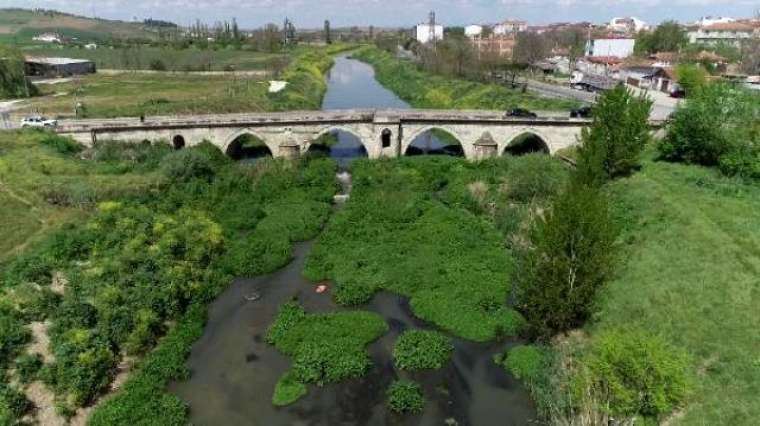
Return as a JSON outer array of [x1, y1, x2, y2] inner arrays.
[[169, 55, 537, 425]]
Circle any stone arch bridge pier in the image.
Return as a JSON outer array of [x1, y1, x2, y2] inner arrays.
[[57, 109, 595, 160]]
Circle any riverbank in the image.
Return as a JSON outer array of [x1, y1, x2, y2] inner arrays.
[[351, 46, 579, 112]]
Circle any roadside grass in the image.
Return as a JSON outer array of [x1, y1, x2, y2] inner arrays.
[[352, 47, 579, 112], [588, 152, 760, 424]]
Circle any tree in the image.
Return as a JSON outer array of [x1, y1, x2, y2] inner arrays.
[[675, 63, 707, 94], [0, 45, 36, 98], [634, 21, 688, 55], [740, 38, 760, 75], [513, 32, 550, 65], [514, 182, 617, 338], [574, 84, 653, 186], [324, 20, 332, 44]]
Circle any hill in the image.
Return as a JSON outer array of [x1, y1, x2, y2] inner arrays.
[[0, 8, 159, 44]]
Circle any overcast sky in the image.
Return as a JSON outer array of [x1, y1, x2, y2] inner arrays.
[[3, 0, 758, 28]]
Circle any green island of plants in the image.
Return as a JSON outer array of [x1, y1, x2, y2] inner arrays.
[[351, 46, 578, 112], [393, 330, 453, 371], [386, 380, 424, 414], [266, 302, 388, 405]]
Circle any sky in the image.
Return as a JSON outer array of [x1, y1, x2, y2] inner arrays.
[[2, 0, 758, 29]]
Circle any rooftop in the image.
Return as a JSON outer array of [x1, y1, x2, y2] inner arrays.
[[25, 56, 94, 65]]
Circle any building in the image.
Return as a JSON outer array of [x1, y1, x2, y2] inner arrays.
[[688, 22, 757, 46], [493, 20, 527, 35], [692, 16, 735, 27], [620, 65, 677, 93], [576, 56, 624, 77], [24, 57, 96, 78], [465, 25, 483, 38], [415, 23, 444, 44], [471, 34, 516, 58], [609, 17, 648, 34], [32, 32, 62, 43], [585, 37, 636, 58]]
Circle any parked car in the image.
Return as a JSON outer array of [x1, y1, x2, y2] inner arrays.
[[571, 106, 593, 118], [669, 89, 686, 99], [505, 108, 537, 118], [21, 116, 58, 128]]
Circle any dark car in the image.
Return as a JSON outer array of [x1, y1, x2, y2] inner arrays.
[[670, 89, 686, 98], [570, 106, 593, 118], [506, 108, 537, 118]]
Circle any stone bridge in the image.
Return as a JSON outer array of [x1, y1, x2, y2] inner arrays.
[[57, 109, 594, 160]]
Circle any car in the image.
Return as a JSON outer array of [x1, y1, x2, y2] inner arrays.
[[505, 108, 537, 118], [21, 116, 58, 128], [571, 106, 593, 118], [669, 89, 686, 99]]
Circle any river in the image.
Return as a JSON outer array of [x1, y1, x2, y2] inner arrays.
[[168, 54, 537, 425]]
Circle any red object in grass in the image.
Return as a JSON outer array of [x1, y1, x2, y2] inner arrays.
[[316, 284, 328, 294]]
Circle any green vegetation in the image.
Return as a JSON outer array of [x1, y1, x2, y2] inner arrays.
[[23, 46, 290, 72], [266, 302, 387, 404], [386, 380, 424, 414], [20, 46, 340, 118], [305, 157, 543, 341], [0, 44, 37, 98], [674, 64, 708, 94], [352, 46, 578, 111], [571, 329, 692, 420], [659, 83, 760, 179], [634, 21, 688, 55], [393, 330, 453, 371], [0, 132, 337, 424], [498, 345, 547, 384], [574, 84, 653, 187]]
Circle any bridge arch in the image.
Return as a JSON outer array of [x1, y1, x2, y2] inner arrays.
[[403, 126, 465, 157], [222, 129, 275, 160], [172, 134, 186, 150], [307, 126, 369, 159], [503, 129, 552, 156]]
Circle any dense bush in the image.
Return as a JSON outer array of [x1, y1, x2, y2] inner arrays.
[[40, 134, 83, 156], [14, 353, 43, 384], [503, 154, 567, 202], [574, 84, 652, 186], [266, 302, 387, 401], [386, 380, 424, 414], [658, 84, 760, 179], [160, 143, 228, 183], [272, 370, 307, 406], [499, 345, 547, 383], [0, 45, 38, 98], [573, 329, 692, 420], [305, 157, 525, 342], [0, 308, 29, 368], [0, 382, 31, 425], [514, 183, 617, 338], [393, 330, 453, 371]]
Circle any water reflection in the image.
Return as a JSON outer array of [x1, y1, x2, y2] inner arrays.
[[322, 56, 410, 111]]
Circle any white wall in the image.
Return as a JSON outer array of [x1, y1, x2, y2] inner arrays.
[[416, 24, 444, 44], [465, 25, 483, 37], [585, 38, 635, 58]]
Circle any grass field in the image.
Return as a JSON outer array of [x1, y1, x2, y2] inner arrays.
[[21, 46, 290, 72], [589, 153, 760, 424]]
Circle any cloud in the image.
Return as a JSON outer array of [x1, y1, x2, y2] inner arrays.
[[3, 0, 758, 27]]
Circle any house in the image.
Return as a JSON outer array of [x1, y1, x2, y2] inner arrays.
[[585, 37, 636, 58], [24, 57, 96, 78], [620, 65, 677, 93], [32, 32, 62, 43], [687, 22, 756, 46], [692, 16, 735, 27], [415, 23, 444, 44], [576, 56, 623, 77], [465, 25, 483, 38], [493, 20, 527, 35], [609, 17, 648, 34]]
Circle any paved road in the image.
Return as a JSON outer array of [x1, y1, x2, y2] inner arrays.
[[526, 79, 679, 121]]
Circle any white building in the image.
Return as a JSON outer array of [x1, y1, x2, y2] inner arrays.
[[609, 17, 648, 33], [465, 25, 483, 38], [493, 20, 527, 35], [585, 37, 636, 58], [687, 22, 757, 47], [415, 24, 444, 44], [693, 16, 735, 27], [32, 32, 61, 43]]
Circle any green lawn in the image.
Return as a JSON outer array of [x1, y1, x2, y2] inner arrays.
[[593, 154, 760, 424]]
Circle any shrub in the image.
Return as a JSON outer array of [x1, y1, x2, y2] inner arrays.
[[0, 382, 32, 424], [675, 64, 707, 94], [40, 134, 83, 156], [272, 370, 307, 406], [15, 353, 44, 384], [499, 345, 547, 383], [573, 329, 692, 419], [504, 154, 567, 202], [0, 310, 30, 368], [160, 145, 223, 183], [574, 84, 652, 186], [387, 380, 424, 414], [393, 330, 453, 371], [149, 59, 167, 71], [514, 183, 617, 338]]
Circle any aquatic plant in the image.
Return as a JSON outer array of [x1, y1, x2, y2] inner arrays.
[[386, 380, 424, 414], [393, 330, 453, 371]]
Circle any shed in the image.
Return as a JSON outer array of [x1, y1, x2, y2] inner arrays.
[[24, 57, 96, 78]]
